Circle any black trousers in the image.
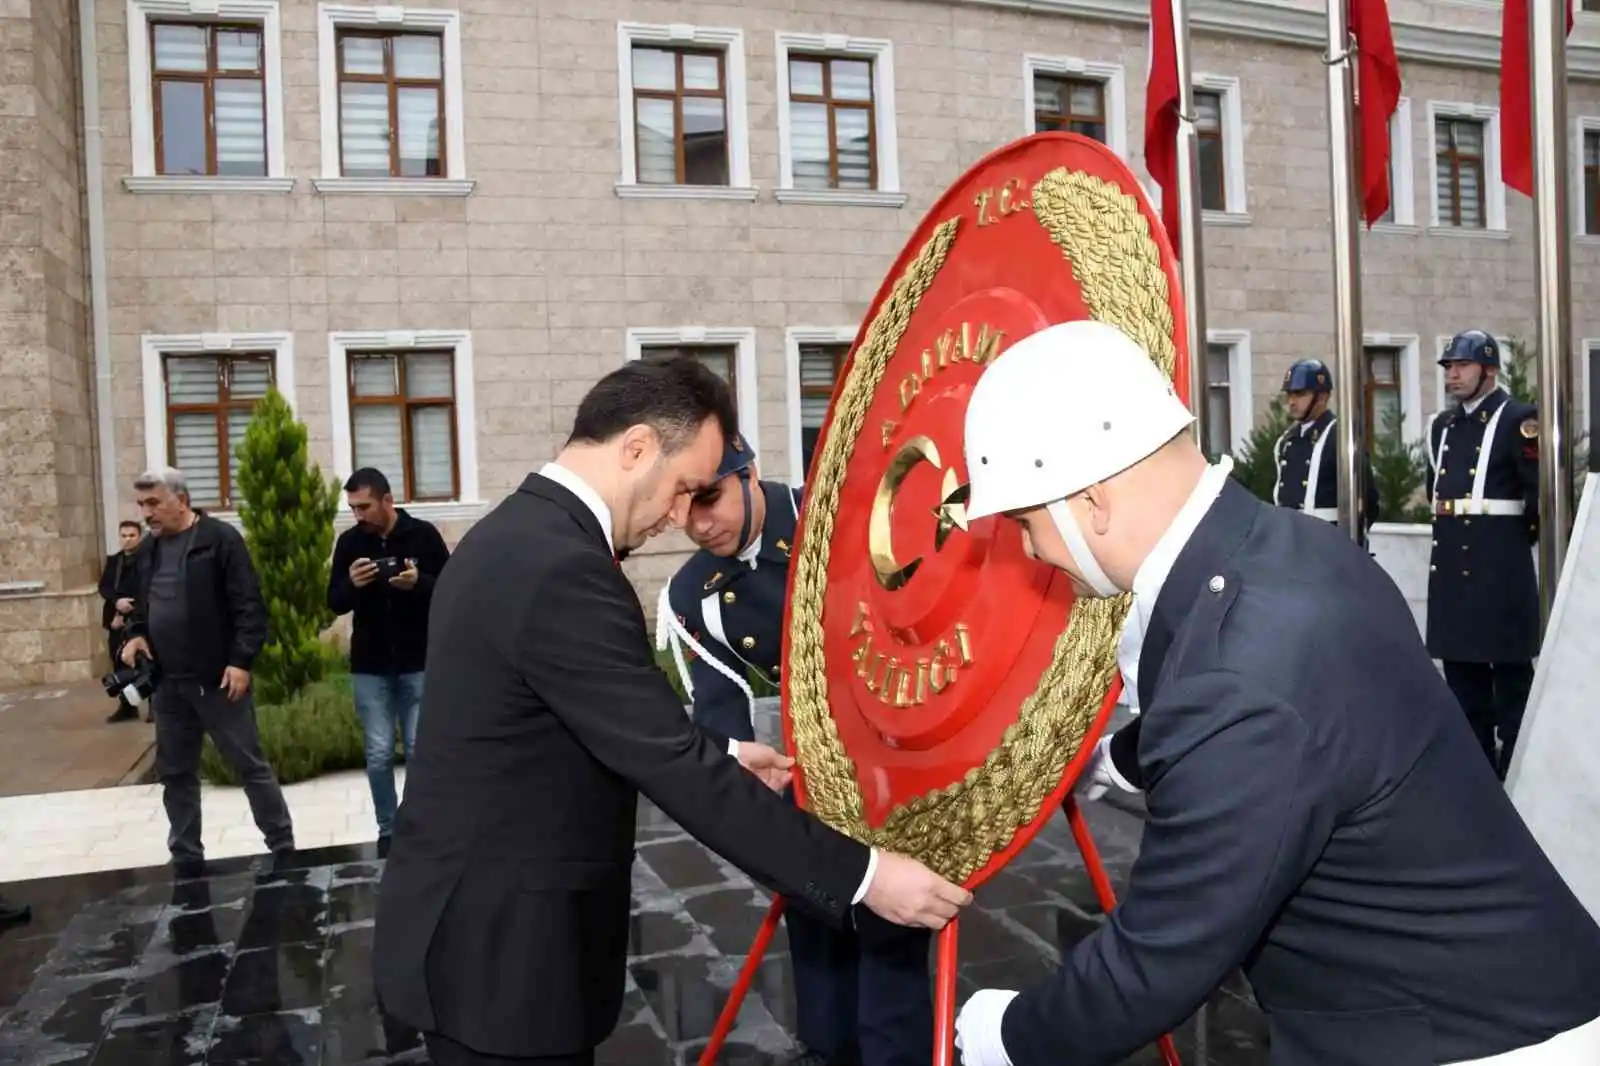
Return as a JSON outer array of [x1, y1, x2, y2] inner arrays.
[[425, 1032, 591, 1066], [1442, 661, 1535, 780]]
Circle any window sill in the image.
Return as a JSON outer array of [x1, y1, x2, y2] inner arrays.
[[775, 188, 909, 208], [1574, 233, 1600, 245], [1202, 210, 1252, 227], [1367, 221, 1421, 235], [122, 176, 295, 195], [1427, 225, 1509, 240], [614, 183, 759, 202], [312, 177, 477, 197]]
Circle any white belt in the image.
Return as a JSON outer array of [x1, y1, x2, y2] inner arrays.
[[1448, 1013, 1600, 1065], [1306, 507, 1339, 522], [1435, 498, 1526, 517]]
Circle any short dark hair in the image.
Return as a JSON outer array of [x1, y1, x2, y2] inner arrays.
[[118, 519, 141, 533], [344, 468, 392, 497], [567, 356, 737, 454]]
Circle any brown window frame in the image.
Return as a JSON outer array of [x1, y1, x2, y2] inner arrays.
[[1585, 129, 1600, 236], [799, 342, 849, 472], [1194, 89, 1227, 212], [335, 29, 447, 179], [347, 349, 461, 503], [161, 351, 275, 509], [787, 54, 878, 190], [631, 46, 730, 186], [1435, 116, 1486, 228], [639, 344, 740, 420], [1031, 74, 1107, 142], [1363, 346, 1404, 441], [150, 20, 267, 177]]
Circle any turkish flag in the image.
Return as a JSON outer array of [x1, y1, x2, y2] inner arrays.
[[1501, 0, 1572, 197], [1350, 0, 1402, 226], [1145, 0, 1181, 256]]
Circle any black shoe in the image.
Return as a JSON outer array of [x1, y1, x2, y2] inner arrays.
[[0, 894, 30, 927], [377, 835, 393, 859], [106, 705, 137, 723]]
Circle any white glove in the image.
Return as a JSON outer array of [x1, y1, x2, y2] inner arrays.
[[1077, 734, 1140, 802], [955, 988, 1019, 1066]]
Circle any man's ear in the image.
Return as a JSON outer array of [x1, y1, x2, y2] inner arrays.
[[618, 424, 655, 471], [1081, 483, 1113, 537]]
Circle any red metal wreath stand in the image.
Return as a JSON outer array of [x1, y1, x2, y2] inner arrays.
[[696, 796, 1182, 1066]]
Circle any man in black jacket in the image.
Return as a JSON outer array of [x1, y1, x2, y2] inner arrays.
[[121, 466, 295, 872], [374, 357, 970, 1066], [953, 322, 1600, 1066], [328, 467, 451, 853], [100, 519, 146, 722]]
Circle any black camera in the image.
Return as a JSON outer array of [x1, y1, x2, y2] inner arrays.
[[102, 651, 160, 708], [371, 556, 406, 580]]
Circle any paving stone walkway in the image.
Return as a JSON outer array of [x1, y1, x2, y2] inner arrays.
[[0, 682, 154, 799]]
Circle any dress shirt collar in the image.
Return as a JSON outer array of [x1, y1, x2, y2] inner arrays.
[[539, 462, 615, 556]]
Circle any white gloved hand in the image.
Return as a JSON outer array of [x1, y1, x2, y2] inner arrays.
[[1077, 734, 1140, 802], [955, 988, 1019, 1066]]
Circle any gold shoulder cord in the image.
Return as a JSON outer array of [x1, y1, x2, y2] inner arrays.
[[788, 170, 1180, 884]]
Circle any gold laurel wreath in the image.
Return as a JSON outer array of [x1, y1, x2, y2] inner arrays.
[[787, 168, 1181, 884]]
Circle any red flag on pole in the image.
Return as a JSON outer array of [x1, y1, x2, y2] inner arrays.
[[1145, 0, 1181, 257], [1501, 0, 1572, 197], [1349, 0, 1402, 226]]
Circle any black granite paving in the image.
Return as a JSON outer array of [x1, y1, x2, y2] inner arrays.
[[0, 795, 1270, 1065]]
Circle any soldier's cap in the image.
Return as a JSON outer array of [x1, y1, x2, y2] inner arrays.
[[716, 431, 756, 480]]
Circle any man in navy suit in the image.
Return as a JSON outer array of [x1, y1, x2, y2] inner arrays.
[[953, 321, 1600, 1066]]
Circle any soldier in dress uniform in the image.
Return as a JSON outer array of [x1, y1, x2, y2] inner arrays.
[[1272, 359, 1381, 530], [1425, 329, 1541, 780], [657, 434, 933, 1066]]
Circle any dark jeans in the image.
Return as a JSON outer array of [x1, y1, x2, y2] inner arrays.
[[153, 680, 295, 863], [1442, 660, 1536, 780], [351, 671, 423, 837]]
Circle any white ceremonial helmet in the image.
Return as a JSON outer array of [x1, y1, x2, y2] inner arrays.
[[963, 320, 1195, 595]]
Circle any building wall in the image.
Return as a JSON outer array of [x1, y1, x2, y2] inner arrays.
[[0, 0, 102, 686], [3, 0, 1600, 684]]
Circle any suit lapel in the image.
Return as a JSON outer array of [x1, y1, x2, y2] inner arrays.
[[519, 474, 612, 556], [1135, 479, 1261, 710]]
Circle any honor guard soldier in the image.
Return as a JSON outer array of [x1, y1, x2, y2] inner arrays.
[[658, 434, 934, 1066], [1426, 329, 1541, 780], [1273, 359, 1380, 529]]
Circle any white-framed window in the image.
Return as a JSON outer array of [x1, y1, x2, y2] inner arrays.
[[1202, 330, 1253, 456], [1427, 102, 1506, 234], [1194, 74, 1248, 222], [784, 326, 855, 484], [774, 33, 904, 208], [1360, 334, 1423, 444], [140, 331, 296, 511], [1371, 97, 1416, 228], [1433, 333, 1512, 414], [615, 23, 754, 201], [327, 330, 480, 517], [124, 0, 292, 194], [1574, 116, 1600, 238], [1022, 55, 1127, 162], [624, 328, 760, 462], [314, 4, 473, 197]]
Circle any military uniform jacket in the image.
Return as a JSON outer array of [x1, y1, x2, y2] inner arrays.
[[1271, 410, 1381, 528], [659, 481, 802, 742], [1424, 388, 1540, 663], [1001, 480, 1600, 1066]]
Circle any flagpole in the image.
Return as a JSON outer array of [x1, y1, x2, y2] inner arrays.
[[1530, 0, 1573, 630], [1324, 0, 1367, 545], [1171, 0, 1209, 450]]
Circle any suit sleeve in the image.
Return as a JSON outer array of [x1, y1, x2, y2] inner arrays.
[[517, 550, 870, 927], [1107, 719, 1145, 790], [222, 527, 269, 669], [98, 556, 117, 603], [1424, 420, 1439, 504], [1002, 670, 1335, 1066]]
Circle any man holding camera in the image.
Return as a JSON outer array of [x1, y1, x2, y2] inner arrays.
[[328, 468, 451, 855], [119, 467, 295, 873], [100, 519, 146, 722]]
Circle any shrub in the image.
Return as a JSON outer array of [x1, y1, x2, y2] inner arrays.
[[233, 389, 342, 706], [1370, 406, 1433, 524], [200, 663, 366, 787], [1228, 397, 1291, 504], [653, 643, 779, 705]]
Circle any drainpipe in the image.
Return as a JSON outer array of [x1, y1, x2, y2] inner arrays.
[[78, 0, 119, 553]]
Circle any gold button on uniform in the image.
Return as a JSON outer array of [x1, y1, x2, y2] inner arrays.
[[741, 636, 755, 650], [723, 591, 736, 604]]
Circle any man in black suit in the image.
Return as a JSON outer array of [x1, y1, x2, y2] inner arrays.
[[99, 519, 146, 722], [374, 356, 971, 1066], [953, 322, 1600, 1066]]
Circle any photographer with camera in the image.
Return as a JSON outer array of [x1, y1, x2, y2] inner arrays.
[[99, 519, 146, 723], [328, 468, 450, 855], [119, 467, 295, 874]]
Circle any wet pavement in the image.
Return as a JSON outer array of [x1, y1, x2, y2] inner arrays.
[[0, 795, 1270, 1065]]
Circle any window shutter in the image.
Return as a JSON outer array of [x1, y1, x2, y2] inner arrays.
[[351, 356, 405, 497], [167, 358, 222, 505]]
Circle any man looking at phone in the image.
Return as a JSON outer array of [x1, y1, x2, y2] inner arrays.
[[329, 467, 452, 855]]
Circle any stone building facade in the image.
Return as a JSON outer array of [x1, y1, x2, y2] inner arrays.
[[1, 0, 1599, 685]]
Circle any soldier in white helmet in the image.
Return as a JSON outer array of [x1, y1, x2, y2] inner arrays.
[[952, 321, 1600, 1066]]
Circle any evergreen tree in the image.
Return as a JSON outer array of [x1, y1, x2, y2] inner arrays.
[[1228, 396, 1291, 503], [1369, 406, 1432, 523], [234, 388, 340, 705]]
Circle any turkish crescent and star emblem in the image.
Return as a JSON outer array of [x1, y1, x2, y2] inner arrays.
[[779, 133, 1193, 889]]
